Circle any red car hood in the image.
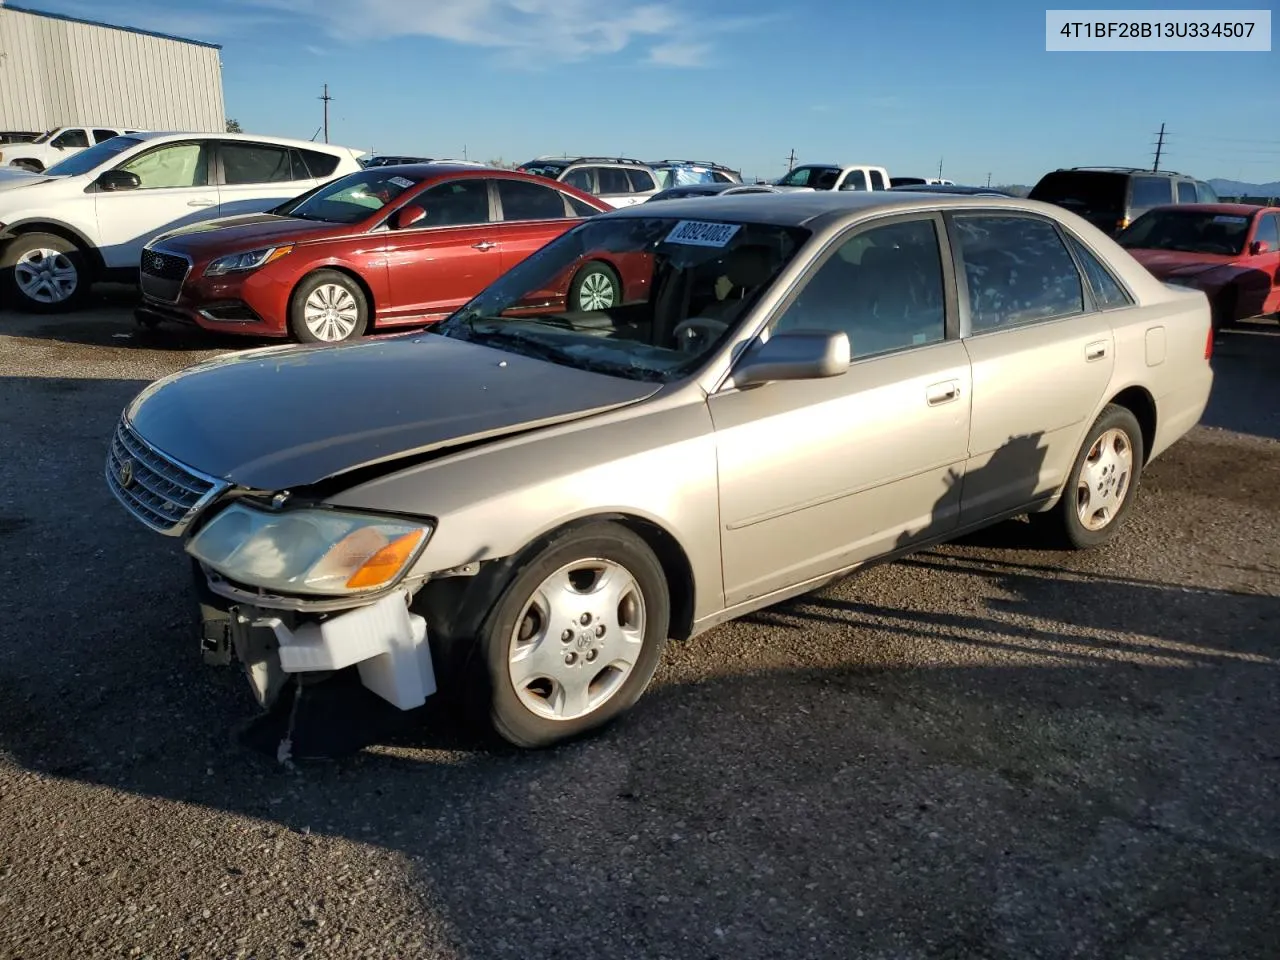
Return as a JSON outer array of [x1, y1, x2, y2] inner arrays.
[[148, 213, 342, 261], [1127, 248, 1239, 280]]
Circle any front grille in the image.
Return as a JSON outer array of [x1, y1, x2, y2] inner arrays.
[[142, 249, 188, 279], [105, 418, 227, 536], [140, 247, 190, 303]]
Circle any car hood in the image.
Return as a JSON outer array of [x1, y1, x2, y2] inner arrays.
[[0, 167, 61, 193], [149, 213, 338, 259], [1127, 248, 1238, 279], [126, 333, 662, 491]]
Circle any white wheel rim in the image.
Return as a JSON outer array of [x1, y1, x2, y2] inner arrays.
[[577, 271, 616, 311], [1076, 427, 1134, 532], [14, 247, 77, 304], [303, 283, 360, 341], [508, 558, 646, 722]]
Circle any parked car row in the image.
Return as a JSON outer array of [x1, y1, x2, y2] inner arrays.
[[105, 188, 1217, 747], [0, 124, 144, 172]]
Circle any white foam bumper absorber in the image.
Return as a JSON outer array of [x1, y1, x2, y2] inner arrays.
[[261, 590, 436, 710]]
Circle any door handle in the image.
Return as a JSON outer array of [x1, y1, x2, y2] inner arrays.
[[1085, 340, 1109, 361], [926, 379, 960, 406], [187, 199, 215, 208], [472, 241, 497, 251]]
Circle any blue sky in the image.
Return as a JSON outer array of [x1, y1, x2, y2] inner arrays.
[[22, 0, 1280, 185]]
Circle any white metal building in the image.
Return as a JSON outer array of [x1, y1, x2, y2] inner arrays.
[[0, 2, 225, 132]]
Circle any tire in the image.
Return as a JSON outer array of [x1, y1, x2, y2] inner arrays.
[[0, 232, 90, 313], [478, 521, 670, 748], [568, 261, 620, 312], [1037, 404, 1145, 550], [288, 270, 369, 343]]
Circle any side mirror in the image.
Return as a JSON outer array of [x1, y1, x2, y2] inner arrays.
[[1249, 240, 1271, 256], [96, 169, 141, 192], [731, 329, 851, 389], [393, 204, 426, 229]]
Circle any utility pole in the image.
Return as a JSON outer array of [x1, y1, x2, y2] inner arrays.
[[986, 172, 992, 187], [318, 83, 333, 143], [937, 156, 944, 179], [786, 148, 797, 171], [463, 144, 468, 160], [1152, 122, 1166, 171]]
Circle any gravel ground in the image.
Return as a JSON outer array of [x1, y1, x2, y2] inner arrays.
[[1, 292, 1278, 960]]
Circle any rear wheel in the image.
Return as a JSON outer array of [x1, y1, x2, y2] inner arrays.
[[0, 232, 90, 312], [568, 262, 620, 312], [289, 270, 368, 343], [1035, 404, 1144, 550]]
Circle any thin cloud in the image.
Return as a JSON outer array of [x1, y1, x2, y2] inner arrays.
[[647, 40, 713, 68]]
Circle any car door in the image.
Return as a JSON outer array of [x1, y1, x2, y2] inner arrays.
[[493, 176, 591, 274], [214, 140, 319, 218], [381, 177, 506, 322], [709, 214, 973, 606], [1248, 212, 1280, 314], [92, 139, 219, 269], [947, 212, 1115, 526]]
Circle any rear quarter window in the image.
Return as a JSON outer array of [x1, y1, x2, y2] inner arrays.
[[297, 148, 341, 178], [626, 168, 656, 192]]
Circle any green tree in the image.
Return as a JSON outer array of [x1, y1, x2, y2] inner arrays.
[[225, 118, 242, 133]]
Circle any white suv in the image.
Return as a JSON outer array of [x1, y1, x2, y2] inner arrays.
[[517, 156, 660, 207], [1, 125, 142, 173], [0, 131, 364, 311]]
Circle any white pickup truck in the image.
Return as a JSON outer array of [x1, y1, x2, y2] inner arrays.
[[773, 163, 891, 192], [1, 125, 142, 172]]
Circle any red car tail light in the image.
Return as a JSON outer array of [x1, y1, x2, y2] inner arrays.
[[1204, 323, 1214, 360]]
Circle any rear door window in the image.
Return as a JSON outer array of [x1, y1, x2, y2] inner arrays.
[[626, 168, 656, 192], [220, 142, 297, 184], [1131, 176, 1173, 209], [1176, 181, 1197, 203], [92, 129, 119, 144], [598, 168, 632, 194], [953, 215, 1085, 332], [562, 167, 594, 192], [869, 170, 887, 190], [497, 178, 569, 221]]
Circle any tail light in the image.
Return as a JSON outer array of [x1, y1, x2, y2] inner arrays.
[[1205, 323, 1214, 360], [1115, 217, 1130, 232]]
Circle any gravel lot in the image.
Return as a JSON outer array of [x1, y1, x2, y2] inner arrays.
[[1, 290, 1278, 960]]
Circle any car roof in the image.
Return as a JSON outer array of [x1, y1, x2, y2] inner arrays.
[[626, 190, 1050, 229], [1140, 203, 1269, 217], [124, 131, 359, 153]]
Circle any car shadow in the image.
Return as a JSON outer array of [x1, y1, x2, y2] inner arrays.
[[1201, 318, 1280, 441]]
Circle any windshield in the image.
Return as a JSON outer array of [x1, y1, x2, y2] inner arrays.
[[1118, 210, 1252, 255], [436, 215, 811, 382], [43, 136, 143, 177], [278, 169, 425, 223], [520, 162, 568, 179], [776, 165, 838, 188]]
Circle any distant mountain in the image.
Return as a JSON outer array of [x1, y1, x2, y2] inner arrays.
[[1209, 178, 1280, 196]]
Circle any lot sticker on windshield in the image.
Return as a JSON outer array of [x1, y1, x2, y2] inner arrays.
[[1212, 215, 1248, 225], [388, 176, 415, 189], [665, 220, 742, 247]]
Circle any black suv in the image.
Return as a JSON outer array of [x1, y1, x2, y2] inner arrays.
[[1029, 167, 1219, 236]]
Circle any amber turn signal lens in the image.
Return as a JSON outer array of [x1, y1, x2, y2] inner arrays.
[[345, 529, 427, 589]]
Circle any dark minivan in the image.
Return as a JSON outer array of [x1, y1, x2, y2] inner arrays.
[[1029, 167, 1218, 236]]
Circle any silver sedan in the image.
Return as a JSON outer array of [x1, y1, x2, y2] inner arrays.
[[106, 192, 1214, 747]]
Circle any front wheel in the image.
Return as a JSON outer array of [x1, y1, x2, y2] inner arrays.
[[0, 232, 90, 312], [289, 270, 369, 343], [1036, 404, 1144, 550], [568, 261, 620, 312], [479, 522, 670, 748]]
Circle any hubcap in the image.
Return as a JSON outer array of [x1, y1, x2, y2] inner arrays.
[[576, 271, 616, 311], [303, 283, 360, 341], [14, 248, 77, 304], [1076, 427, 1133, 531], [508, 558, 646, 722]]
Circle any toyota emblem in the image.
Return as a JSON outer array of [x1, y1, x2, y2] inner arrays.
[[118, 458, 135, 489]]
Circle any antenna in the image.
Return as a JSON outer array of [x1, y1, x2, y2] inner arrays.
[[318, 83, 333, 144]]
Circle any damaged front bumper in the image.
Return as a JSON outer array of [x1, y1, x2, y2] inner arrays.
[[199, 586, 437, 712]]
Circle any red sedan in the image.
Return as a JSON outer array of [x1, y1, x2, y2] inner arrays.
[[1119, 203, 1280, 330], [135, 165, 638, 343]]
